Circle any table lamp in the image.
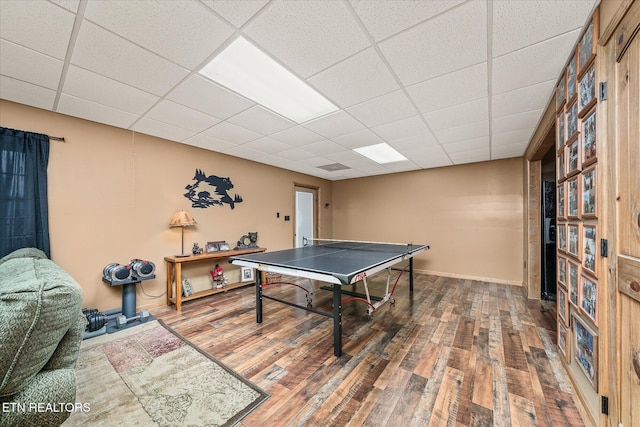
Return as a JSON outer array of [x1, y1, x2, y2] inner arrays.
[[169, 210, 197, 257]]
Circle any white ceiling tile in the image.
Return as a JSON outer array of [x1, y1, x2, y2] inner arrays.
[[303, 110, 365, 139], [131, 117, 195, 142], [167, 75, 254, 119], [388, 133, 439, 151], [182, 133, 237, 152], [371, 115, 430, 142], [304, 140, 347, 156], [223, 145, 268, 161], [0, 75, 56, 110], [442, 136, 490, 154], [57, 94, 139, 129], [492, 142, 526, 159], [270, 126, 324, 147], [241, 137, 293, 154], [492, 80, 556, 118], [493, 0, 597, 57], [351, 0, 465, 42], [308, 48, 399, 108], [201, 0, 268, 29], [402, 145, 452, 168], [145, 100, 220, 133], [449, 147, 490, 164], [49, 1, 80, 13], [424, 98, 488, 131], [493, 109, 544, 135], [346, 90, 418, 128], [203, 121, 261, 143], [407, 63, 487, 114], [379, 1, 487, 86], [434, 120, 489, 145], [227, 105, 295, 135], [276, 148, 316, 161], [492, 128, 534, 147], [414, 155, 452, 169], [492, 30, 580, 94], [84, 0, 233, 69], [0, 40, 63, 89], [324, 150, 363, 164], [0, 0, 75, 59], [331, 129, 385, 150], [244, 0, 370, 78], [63, 65, 159, 114], [71, 21, 189, 96]]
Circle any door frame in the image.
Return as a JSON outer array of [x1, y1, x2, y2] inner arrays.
[[293, 183, 319, 248]]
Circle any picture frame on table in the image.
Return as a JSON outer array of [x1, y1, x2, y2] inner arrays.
[[566, 54, 577, 103], [240, 266, 255, 282], [580, 274, 598, 324], [582, 167, 596, 218], [579, 65, 596, 116], [581, 109, 597, 166], [558, 255, 567, 287], [566, 138, 580, 177], [567, 101, 578, 140], [557, 111, 566, 151], [558, 223, 567, 253], [557, 183, 566, 218], [182, 278, 193, 297], [582, 224, 597, 275], [205, 241, 220, 253], [567, 177, 580, 218], [558, 321, 570, 362], [568, 259, 580, 308], [558, 286, 568, 325], [556, 75, 566, 112], [568, 223, 580, 258], [573, 313, 598, 390]]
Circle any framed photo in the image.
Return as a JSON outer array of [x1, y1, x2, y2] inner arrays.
[[558, 286, 568, 325], [578, 19, 596, 73], [557, 112, 565, 151], [568, 223, 580, 258], [582, 224, 597, 275], [567, 177, 579, 218], [582, 167, 596, 218], [568, 259, 580, 308], [580, 275, 598, 324], [566, 138, 580, 177], [567, 101, 578, 139], [557, 151, 566, 181], [558, 223, 567, 252], [557, 183, 565, 218], [182, 278, 193, 297], [240, 266, 255, 282], [558, 255, 567, 287], [573, 313, 598, 390], [558, 321, 570, 362], [581, 109, 597, 166], [556, 75, 566, 112], [206, 242, 220, 253], [579, 65, 596, 115], [566, 54, 577, 102]]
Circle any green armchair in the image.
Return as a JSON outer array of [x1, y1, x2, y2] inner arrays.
[[0, 248, 86, 427]]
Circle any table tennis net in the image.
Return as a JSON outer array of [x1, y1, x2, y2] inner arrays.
[[303, 238, 417, 254]]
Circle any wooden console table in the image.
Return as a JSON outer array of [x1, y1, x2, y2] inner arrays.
[[165, 247, 266, 311]]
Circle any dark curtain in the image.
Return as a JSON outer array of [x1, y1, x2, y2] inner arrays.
[[0, 127, 50, 258]]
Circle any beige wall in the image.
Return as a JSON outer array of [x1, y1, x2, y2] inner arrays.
[[0, 100, 333, 311], [332, 158, 524, 285]]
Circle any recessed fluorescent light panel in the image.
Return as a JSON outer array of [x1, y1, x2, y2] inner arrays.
[[353, 143, 408, 164], [199, 37, 338, 123]]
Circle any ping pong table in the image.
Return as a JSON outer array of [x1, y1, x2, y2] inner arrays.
[[229, 238, 429, 356]]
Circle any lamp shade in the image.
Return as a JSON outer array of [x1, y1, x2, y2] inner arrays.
[[169, 210, 197, 227]]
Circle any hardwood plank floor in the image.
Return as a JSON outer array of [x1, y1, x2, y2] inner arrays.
[[151, 272, 583, 427]]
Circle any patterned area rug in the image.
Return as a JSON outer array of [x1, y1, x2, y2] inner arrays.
[[62, 320, 268, 427]]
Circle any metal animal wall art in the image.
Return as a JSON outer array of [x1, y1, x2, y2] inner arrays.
[[183, 169, 243, 209]]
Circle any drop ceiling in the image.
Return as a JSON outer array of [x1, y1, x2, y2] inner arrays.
[[0, 0, 598, 180]]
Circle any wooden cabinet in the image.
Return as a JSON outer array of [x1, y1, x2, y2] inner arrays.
[[165, 247, 266, 310]]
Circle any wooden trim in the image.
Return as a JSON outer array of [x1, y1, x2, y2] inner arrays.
[[599, 0, 635, 45], [526, 160, 542, 299], [524, 100, 556, 160]]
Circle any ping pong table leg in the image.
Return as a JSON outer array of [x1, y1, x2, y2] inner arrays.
[[333, 284, 342, 357], [409, 257, 414, 293], [256, 271, 263, 323]]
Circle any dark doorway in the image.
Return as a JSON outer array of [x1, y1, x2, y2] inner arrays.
[[541, 148, 556, 300]]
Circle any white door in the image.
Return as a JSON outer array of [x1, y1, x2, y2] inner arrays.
[[295, 186, 316, 247]]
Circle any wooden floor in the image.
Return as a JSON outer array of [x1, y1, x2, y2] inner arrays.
[[151, 272, 585, 427]]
